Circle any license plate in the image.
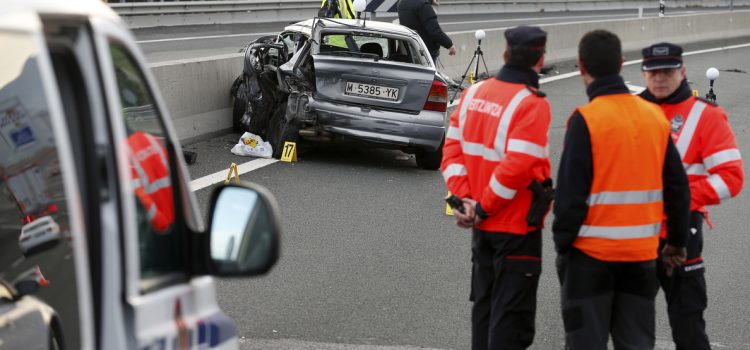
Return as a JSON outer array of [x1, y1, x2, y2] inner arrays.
[[345, 82, 399, 101]]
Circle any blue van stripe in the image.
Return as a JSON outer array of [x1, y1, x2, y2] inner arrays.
[[205, 313, 238, 346], [198, 321, 207, 344]]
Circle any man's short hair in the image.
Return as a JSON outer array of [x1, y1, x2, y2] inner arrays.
[[578, 30, 622, 78], [507, 46, 544, 68]]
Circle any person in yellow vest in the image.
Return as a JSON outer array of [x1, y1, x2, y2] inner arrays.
[[320, 0, 355, 19], [552, 29, 691, 349], [319, 0, 356, 48]]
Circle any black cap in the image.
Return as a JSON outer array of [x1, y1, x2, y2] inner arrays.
[[641, 42, 683, 71], [505, 26, 547, 50]]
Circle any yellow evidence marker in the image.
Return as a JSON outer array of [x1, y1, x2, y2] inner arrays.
[[225, 162, 240, 184], [446, 192, 454, 216], [692, 89, 699, 97], [280, 141, 298, 162]]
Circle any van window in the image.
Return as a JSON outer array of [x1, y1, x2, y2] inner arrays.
[[0, 31, 81, 349], [107, 44, 184, 286]]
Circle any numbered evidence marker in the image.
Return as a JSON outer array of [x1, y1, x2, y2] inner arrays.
[[280, 141, 298, 162], [225, 162, 240, 184], [692, 89, 700, 97], [445, 192, 454, 216]]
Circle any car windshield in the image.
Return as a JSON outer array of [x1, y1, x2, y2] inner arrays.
[[318, 32, 420, 65]]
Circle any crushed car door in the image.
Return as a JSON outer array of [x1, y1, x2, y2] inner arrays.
[[312, 29, 436, 113]]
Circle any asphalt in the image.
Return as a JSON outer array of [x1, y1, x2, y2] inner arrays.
[[184, 41, 750, 349]]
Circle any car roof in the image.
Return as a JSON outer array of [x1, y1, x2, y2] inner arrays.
[[1, 0, 119, 31], [285, 18, 417, 37]]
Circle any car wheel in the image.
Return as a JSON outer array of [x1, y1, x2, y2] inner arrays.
[[268, 103, 299, 159], [232, 96, 246, 133], [416, 146, 442, 170], [49, 325, 64, 350]]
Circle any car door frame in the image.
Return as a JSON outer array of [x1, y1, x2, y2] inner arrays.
[[0, 10, 97, 350], [88, 14, 235, 350]]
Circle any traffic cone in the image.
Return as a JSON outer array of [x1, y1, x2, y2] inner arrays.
[[35, 265, 50, 286]]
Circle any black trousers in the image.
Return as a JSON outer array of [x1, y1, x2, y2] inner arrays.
[[558, 248, 660, 350], [471, 228, 541, 350], [657, 211, 710, 350]]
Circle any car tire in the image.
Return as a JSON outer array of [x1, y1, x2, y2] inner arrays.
[[268, 103, 299, 159], [416, 145, 442, 170], [49, 324, 64, 350], [232, 96, 246, 133]]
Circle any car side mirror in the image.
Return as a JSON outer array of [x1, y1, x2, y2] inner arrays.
[[14, 279, 40, 298], [207, 183, 281, 277]]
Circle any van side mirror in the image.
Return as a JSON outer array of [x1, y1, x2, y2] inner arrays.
[[14, 279, 40, 298], [207, 184, 281, 276]]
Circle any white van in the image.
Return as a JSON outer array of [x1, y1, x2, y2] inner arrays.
[[0, 1, 281, 349]]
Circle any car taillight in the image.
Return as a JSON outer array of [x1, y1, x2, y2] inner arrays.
[[424, 79, 448, 112]]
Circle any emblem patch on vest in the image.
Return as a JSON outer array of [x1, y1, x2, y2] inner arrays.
[[671, 115, 684, 135]]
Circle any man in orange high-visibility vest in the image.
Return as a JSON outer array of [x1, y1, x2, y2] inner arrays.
[[553, 30, 691, 349], [442, 25, 552, 350], [640, 42, 744, 350]]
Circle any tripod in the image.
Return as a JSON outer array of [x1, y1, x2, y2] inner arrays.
[[450, 30, 490, 104]]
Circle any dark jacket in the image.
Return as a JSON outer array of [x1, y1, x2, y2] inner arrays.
[[552, 75, 691, 254], [397, 0, 453, 58]]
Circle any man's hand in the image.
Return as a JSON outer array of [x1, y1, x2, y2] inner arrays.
[[453, 198, 476, 228], [661, 244, 687, 277], [448, 46, 457, 56]]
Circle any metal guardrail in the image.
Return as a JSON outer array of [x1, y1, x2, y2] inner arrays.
[[111, 0, 748, 28]]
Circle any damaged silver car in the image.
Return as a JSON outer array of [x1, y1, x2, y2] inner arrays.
[[230, 18, 449, 169]]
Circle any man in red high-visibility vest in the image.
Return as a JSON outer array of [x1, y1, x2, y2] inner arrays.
[[639, 42, 745, 350], [441, 25, 552, 349], [128, 130, 174, 233]]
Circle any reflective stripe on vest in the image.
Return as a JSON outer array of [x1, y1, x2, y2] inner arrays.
[[703, 148, 742, 170], [507, 138, 547, 158], [579, 223, 662, 239], [493, 89, 532, 159], [446, 126, 461, 140], [685, 163, 708, 176], [458, 83, 533, 162], [587, 190, 662, 206], [675, 100, 706, 158], [442, 164, 467, 182], [708, 173, 731, 201], [490, 174, 516, 200]]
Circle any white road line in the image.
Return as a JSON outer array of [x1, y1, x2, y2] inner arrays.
[[136, 31, 278, 44], [441, 13, 640, 26], [447, 42, 750, 108], [190, 158, 278, 192], [11, 256, 25, 268]]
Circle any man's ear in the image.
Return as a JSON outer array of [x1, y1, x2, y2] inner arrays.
[[577, 58, 586, 76], [535, 54, 545, 71], [503, 49, 509, 63], [680, 66, 687, 79]]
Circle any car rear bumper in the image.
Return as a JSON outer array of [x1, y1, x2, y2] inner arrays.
[[307, 99, 446, 151]]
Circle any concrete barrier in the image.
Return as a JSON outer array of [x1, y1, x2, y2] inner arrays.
[[150, 53, 242, 143], [151, 10, 750, 143], [115, 0, 750, 28]]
